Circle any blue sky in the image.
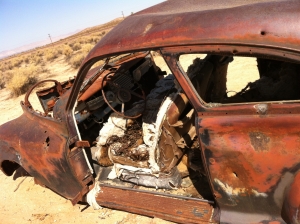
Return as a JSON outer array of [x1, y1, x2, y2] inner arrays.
[[0, 0, 165, 52]]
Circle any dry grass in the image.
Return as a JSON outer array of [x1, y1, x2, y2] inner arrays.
[[0, 80, 4, 89], [6, 66, 40, 96], [71, 42, 81, 51], [30, 53, 43, 65], [22, 56, 30, 64], [55, 47, 63, 55], [0, 72, 11, 89], [82, 43, 94, 54], [62, 45, 73, 59], [11, 58, 23, 68], [45, 49, 59, 61], [69, 53, 85, 69], [0, 63, 6, 72], [78, 36, 100, 44], [36, 50, 44, 56]]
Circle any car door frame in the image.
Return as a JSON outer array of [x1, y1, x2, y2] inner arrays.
[[162, 44, 300, 223]]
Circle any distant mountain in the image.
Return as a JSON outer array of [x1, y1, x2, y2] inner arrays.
[[0, 29, 81, 59]]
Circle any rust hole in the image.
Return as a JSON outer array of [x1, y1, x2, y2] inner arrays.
[[45, 137, 50, 147], [233, 172, 238, 178], [261, 31, 266, 36], [233, 50, 238, 54]]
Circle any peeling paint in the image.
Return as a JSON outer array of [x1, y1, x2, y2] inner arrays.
[[143, 24, 153, 35], [249, 132, 270, 152], [214, 178, 268, 198]]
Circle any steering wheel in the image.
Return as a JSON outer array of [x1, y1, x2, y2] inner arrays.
[[101, 72, 145, 119], [24, 79, 64, 113]]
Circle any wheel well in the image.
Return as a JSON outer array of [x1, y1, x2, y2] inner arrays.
[[1, 160, 20, 176]]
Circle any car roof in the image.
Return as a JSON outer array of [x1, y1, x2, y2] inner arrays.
[[81, 0, 300, 66]]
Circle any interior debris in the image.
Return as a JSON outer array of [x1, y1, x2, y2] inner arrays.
[[37, 52, 300, 199]]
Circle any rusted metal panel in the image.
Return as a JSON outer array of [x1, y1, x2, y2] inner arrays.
[[78, 67, 116, 102], [82, 0, 300, 67], [196, 109, 300, 223], [36, 79, 74, 113], [96, 184, 215, 224], [0, 103, 93, 203], [78, 52, 148, 102], [75, 141, 90, 148]]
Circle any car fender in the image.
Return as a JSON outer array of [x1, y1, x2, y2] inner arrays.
[[0, 139, 22, 176], [0, 105, 93, 203]]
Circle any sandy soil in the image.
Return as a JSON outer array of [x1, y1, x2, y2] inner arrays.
[[0, 54, 259, 224]]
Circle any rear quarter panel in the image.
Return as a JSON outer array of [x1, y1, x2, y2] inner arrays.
[[197, 104, 300, 223]]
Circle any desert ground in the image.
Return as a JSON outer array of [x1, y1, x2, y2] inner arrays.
[[0, 53, 259, 223]]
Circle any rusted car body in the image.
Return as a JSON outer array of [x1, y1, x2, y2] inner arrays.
[[1, 0, 300, 223]]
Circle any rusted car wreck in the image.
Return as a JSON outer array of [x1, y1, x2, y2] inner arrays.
[[1, 0, 300, 223]]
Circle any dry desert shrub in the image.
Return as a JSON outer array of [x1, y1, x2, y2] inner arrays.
[[22, 56, 30, 64], [68, 41, 74, 48], [7, 66, 39, 97], [62, 45, 73, 58], [82, 36, 99, 44], [78, 37, 87, 44], [71, 42, 81, 51], [6, 61, 14, 70], [1, 62, 12, 72], [0, 78, 5, 89], [92, 36, 100, 43], [30, 53, 43, 65], [0, 63, 6, 72], [0, 71, 13, 89], [82, 43, 93, 54], [45, 49, 59, 61], [55, 47, 63, 55], [69, 53, 85, 69], [11, 58, 23, 68], [4, 59, 20, 70], [82, 36, 92, 43], [36, 50, 44, 56]]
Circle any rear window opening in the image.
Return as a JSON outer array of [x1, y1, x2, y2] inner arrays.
[[179, 54, 300, 104]]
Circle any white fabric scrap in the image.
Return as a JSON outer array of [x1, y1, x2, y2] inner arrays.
[[98, 113, 127, 146], [142, 93, 176, 173], [86, 182, 102, 210]]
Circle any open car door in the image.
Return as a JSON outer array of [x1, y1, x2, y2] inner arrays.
[[0, 79, 94, 204]]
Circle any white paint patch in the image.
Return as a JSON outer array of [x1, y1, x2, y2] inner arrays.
[[214, 178, 268, 197]]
